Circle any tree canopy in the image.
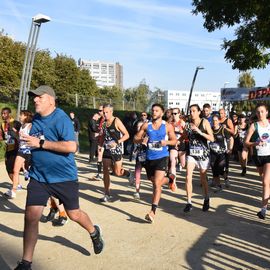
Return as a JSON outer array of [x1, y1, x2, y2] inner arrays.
[[192, 0, 270, 70], [238, 71, 255, 88]]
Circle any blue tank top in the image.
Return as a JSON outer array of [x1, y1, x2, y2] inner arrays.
[[146, 120, 169, 160]]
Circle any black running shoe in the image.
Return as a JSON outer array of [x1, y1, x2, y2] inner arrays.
[[52, 216, 68, 226], [14, 261, 32, 270], [183, 203, 193, 213], [202, 198, 210, 212], [241, 167, 247, 176], [45, 208, 58, 222], [257, 211, 265, 220], [91, 225, 104, 254]]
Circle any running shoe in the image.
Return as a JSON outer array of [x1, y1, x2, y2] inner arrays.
[[99, 195, 112, 203], [128, 170, 135, 186], [4, 189, 16, 199], [52, 216, 68, 226], [214, 185, 223, 193], [133, 192, 140, 200], [202, 198, 210, 212], [168, 173, 177, 192], [183, 203, 193, 213], [24, 170, 30, 181], [91, 225, 104, 254], [257, 210, 266, 220], [14, 261, 32, 270], [241, 167, 247, 176], [17, 184, 23, 191], [45, 208, 58, 222], [225, 179, 230, 188], [93, 174, 102, 181]]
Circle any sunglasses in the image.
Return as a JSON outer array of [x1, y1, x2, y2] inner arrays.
[[98, 110, 103, 112], [173, 112, 179, 115], [141, 114, 147, 116]]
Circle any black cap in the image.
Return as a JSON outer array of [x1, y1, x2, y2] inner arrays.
[[28, 85, 56, 99]]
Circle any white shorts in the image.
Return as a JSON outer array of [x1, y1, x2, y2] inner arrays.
[[187, 155, 210, 170]]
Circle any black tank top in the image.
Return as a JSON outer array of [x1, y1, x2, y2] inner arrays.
[[103, 118, 122, 155], [210, 126, 227, 154], [187, 119, 209, 160]]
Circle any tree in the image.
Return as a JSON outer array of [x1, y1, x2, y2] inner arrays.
[[192, 1, 270, 70], [238, 71, 255, 88]]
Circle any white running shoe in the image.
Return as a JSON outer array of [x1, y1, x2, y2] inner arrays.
[[4, 189, 16, 199], [17, 184, 23, 191], [133, 192, 140, 200], [99, 194, 112, 203]]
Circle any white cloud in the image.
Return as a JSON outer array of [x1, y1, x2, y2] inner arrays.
[[93, 0, 191, 17], [54, 15, 220, 51]]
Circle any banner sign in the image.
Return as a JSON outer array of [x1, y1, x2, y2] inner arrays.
[[221, 87, 270, 102]]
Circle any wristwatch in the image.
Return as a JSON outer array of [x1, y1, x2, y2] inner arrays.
[[39, 139, 45, 149]]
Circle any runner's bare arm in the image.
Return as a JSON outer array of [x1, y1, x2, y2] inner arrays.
[[21, 134, 77, 153], [201, 120, 214, 142], [161, 123, 177, 146], [115, 117, 130, 144], [226, 119, 235, 135], [244, 124, 257, 148], [134, 122, 147, 144]]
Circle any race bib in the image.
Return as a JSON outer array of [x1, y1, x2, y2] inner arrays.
[[105, 140, 116, 150], [190, 146, 204, 156], [256, 141, 270, 156], [138, 152, 146, 162], [210, 142, 220, 152], [148, 141, 162, 151]]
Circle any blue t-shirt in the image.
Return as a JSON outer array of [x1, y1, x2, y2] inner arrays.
[[29, 108, 77, 183]]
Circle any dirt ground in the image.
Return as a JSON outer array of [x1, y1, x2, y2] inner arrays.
[[0, 154, 269, 270]]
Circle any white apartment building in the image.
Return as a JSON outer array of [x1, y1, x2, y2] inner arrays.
[[164, 90, 222, 112], [78, 59, 123, 90]]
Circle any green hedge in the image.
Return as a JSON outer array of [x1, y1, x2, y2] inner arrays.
[[0, 103, 135, 157]]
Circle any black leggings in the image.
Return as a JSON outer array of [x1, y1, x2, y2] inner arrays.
[[210, 153, 226, 177]]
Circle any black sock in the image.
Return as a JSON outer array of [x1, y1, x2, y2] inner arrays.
[[151, 204, 158, 214], [21, 260, 32, 266], [97, 162, 102, 174]]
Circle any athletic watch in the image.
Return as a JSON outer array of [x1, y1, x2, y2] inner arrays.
[[39, 139, 45, 149]]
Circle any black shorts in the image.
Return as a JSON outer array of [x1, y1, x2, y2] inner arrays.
[[145, 157, 168, 179], [5, 150, 17, 174], [26, 179, 79, 210], [17, 152, 31, 168], [253, 155, 270, 167], [103, 149, 122, 162]]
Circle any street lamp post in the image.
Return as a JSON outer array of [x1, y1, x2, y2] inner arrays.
[[17, 13, 51, 119], [186, 66, 204, 115]]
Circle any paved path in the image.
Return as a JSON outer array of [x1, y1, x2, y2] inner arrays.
[[0, 154, 269, 270]]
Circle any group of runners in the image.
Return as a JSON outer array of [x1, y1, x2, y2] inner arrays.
[[0, 84, 269, 269]]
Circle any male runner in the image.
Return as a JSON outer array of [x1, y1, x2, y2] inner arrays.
[[14, 85, 104, 270], [99, 104, 131, 202], [134, 103, 177, 223]]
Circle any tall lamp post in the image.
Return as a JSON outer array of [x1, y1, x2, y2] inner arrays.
[[223, 81, 230, 112], [186, 66, 204, 115], [17, 13, 51, 119]]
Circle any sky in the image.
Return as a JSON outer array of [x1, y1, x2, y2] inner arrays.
[[1, 0, 270, 92]]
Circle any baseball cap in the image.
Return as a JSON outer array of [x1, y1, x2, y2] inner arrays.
[[28, 85, 56, 99]]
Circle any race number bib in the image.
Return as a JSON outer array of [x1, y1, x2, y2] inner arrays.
[[210, 142, 220, 152], [148, 141, 162, 151], [105, 140, 116, 150], [189, 146, 204, 157], [138, 152, 146, 162], [256, 141, 270, 156]]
